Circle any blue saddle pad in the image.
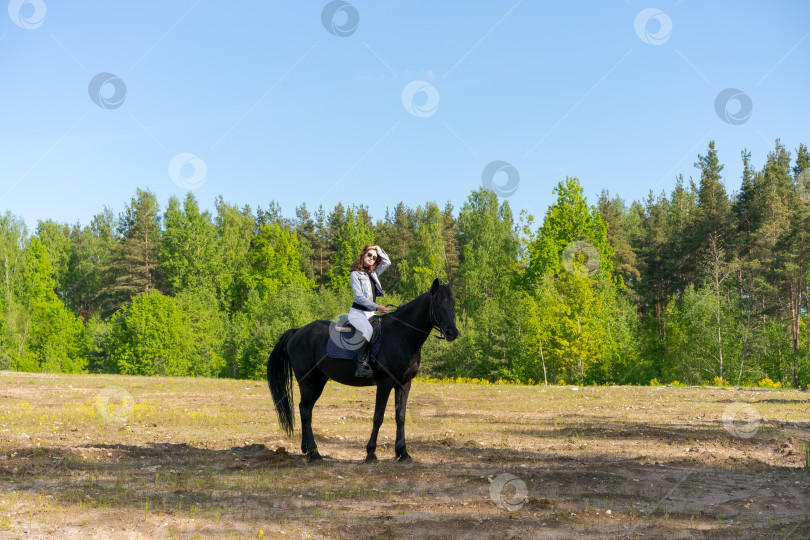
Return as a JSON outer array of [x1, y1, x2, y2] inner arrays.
[[326, 327, 381, 360]]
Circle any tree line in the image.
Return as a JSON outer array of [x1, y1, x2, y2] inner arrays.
[[1, 138, 808, 386]]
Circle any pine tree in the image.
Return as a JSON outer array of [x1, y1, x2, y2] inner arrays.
[[256, 201, 289, 230], [312, 205, 329, 285], [693, 141, 731, 283], [634, 191, 670, 324], [596, 190, 640, 293], [732, 149, 759, 263], [101, 189, 164, 313], [294, 203, 316, 281], [668, 176, 699, 292]]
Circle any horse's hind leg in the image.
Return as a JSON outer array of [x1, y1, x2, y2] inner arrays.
[[365, 381, 394, 463], [299, 371, 328, 461], [394, 380, 412, 462]]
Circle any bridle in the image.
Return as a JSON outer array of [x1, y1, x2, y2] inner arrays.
[[427, 292, 449, 340]]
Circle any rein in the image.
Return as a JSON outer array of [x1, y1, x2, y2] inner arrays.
[[379, 293, 448, 340]]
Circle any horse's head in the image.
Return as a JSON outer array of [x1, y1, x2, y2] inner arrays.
[[430, 277, 459, 342]]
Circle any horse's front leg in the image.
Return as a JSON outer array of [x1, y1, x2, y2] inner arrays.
[[365, 381, 394, 463], [394, 380, 412, 462]]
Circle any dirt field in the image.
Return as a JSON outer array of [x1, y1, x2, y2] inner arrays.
[[0, 371, 808, 539]]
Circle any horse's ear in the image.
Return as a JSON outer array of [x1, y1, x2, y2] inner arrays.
[[431, 278, 440, 292]]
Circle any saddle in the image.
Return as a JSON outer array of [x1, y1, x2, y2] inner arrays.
[[326, 314, 382, 360]]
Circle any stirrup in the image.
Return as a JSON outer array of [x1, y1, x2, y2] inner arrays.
[[355, 359, 373, 378]]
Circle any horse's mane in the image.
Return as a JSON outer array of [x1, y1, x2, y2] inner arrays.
[[376, 289, 429, 321]]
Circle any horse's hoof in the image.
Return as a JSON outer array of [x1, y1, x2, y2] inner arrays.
[[307, 450, 323, 462], [364, 454, 378, 464], [397, 454, 413, 463]]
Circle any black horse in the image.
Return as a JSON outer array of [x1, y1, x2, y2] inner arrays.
[[267, 278, 459, 462]]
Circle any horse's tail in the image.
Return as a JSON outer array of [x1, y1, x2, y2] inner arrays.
[[267, 328, 298, 436]]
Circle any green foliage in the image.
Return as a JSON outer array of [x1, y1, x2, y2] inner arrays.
[[101, 188, 163, 314], [597, 190, 640, 292], [66, 208, 116, 319], [106, 291, 185, 375], [79, 314, 109, 373], [325, 206, 374, 291], [18, 238, 84, 372], [106, 290, 224, 377], [398, 202, 447, 299], [35, 220, 74, 301], [175, 289, 227, 377], [243, 222, 314, 299], [213, 197, 255, 311], [225, 285, 339, 380], [526, 177, 615, 286], [2, 139, 810, 387], [456, 188, 519, 314], [518, 178, 635, 385], [161, 193, 219, 294]]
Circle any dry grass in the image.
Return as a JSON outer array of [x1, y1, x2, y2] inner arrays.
[[0, 371, 808, 538]]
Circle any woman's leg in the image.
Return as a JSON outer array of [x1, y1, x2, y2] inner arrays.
[[347, 309, 374, 377], [347, 308, 374, 341]]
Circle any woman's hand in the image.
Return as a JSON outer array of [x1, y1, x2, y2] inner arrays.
[[376, 305, 389, 313]]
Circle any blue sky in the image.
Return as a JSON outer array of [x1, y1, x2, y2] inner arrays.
[[1, 1, 808, 230]]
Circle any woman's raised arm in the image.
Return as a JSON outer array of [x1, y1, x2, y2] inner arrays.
[[374, 246, 390, 276]]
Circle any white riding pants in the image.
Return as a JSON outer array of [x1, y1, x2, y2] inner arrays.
[[347, 307, 375, 342]]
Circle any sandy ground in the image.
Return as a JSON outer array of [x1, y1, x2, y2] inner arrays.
[[0, 371, 809, 539]]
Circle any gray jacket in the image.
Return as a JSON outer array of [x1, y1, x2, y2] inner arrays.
[[349, 247, 390, 310]]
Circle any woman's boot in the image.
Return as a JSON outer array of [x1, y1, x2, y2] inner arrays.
[[354, 338, 373, 378]]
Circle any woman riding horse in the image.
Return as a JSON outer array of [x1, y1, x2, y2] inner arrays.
[[267, 274, 459, 462], [348, 244, 390, 378]]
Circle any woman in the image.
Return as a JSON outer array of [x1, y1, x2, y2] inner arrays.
[[348, 244, 390, 377]]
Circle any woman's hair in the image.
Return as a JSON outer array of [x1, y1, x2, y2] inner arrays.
[[350, 244, 380, 273]]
